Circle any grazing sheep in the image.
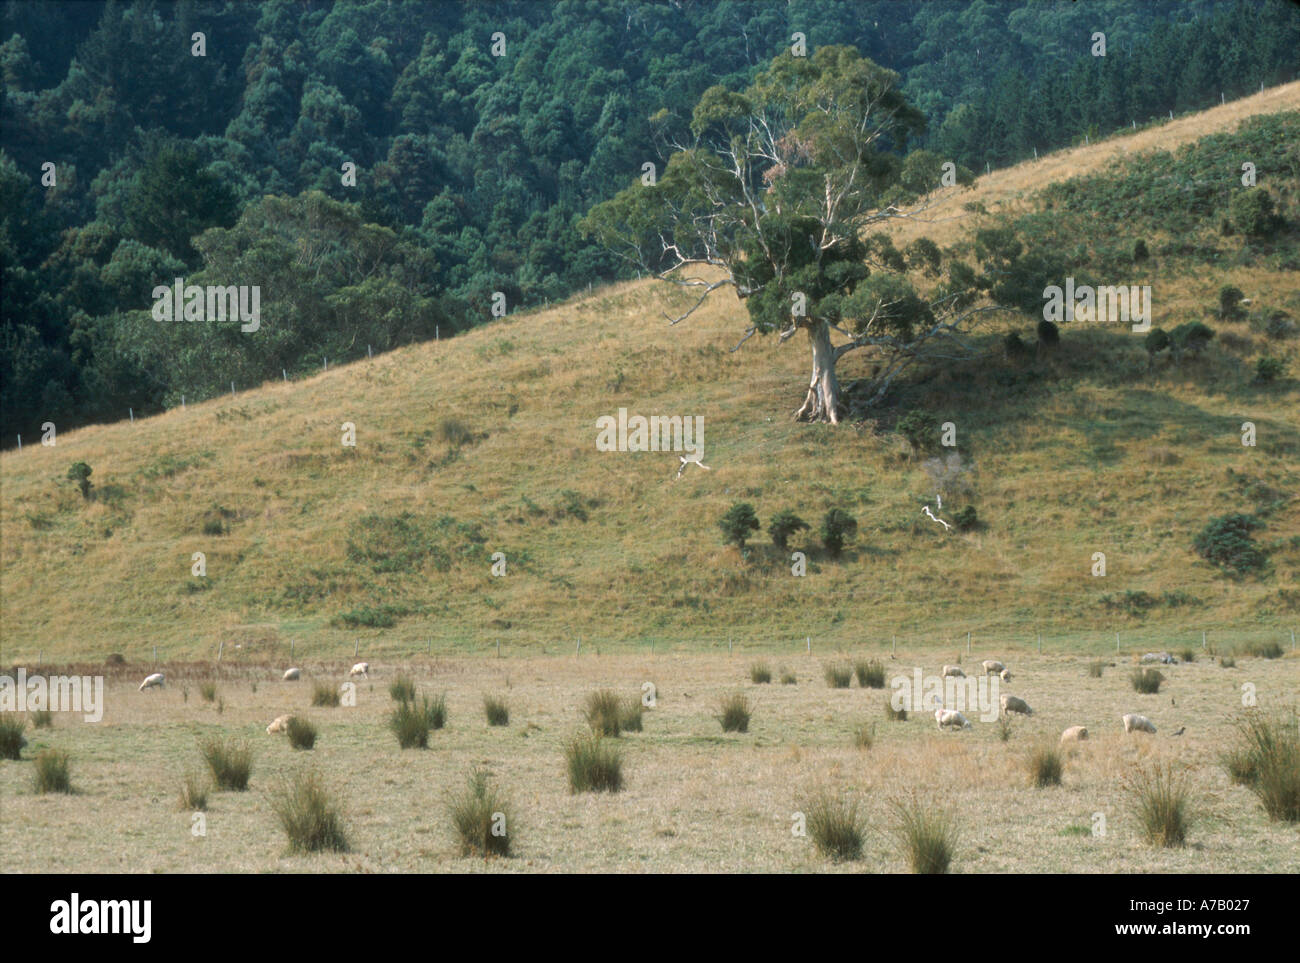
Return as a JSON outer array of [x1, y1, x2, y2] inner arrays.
[[935, 707, 972, 731], [1000, 694, 1033, 716], [1122, 713, 1157, 734], [266, 714, 294, 735], [981, 660, 1005, 675], [349, 662, 370, 679], [1140, 652, 1179, 665], [942, 665, 966, 678], [1000, 668, 1012, 682], [282, 667, 301, 681], [139, 672, 165, 691], [1060, 725, 1088, 743]]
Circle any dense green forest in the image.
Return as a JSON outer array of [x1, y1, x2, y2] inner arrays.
[[2, 0, 1297, 445]]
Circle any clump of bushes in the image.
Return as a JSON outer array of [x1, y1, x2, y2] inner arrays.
[[0, 717, 27, 760], [824, 662, 853, 689], [311, 681, 340, 707], [178, 771, 210, 811], [199, 736, 252, 790], [619, 697, 644, 733], [67, 461, 93, 499], [1131, 668, 1164, 694], [768, 510, 810, 550], [1028, 745, 1064, 787], [749, 662, 772, 684], [1127, 762, 1192, 847], [583, 689, 623, 737], [1194, 513, 1267, 577], [1253, 356, 1287, 384], [897, 410, 939, 457], [805, 791, 866, 861], [270, 769, 349, 853], [821, 508, 858, 558], [718, 502, 760, 549], [389, 694, 446, 749], [389, 674, 416, 702], [1228, 713, 1300, 822], [717, 692, 753, 733], [892, 795, 958, 873], [1242, 640, 1283, 659], [484, 696, 510, 726], [34, 749, 73, 794], [565, 731, 623, 793], [286, 716, 317, 750], [854, 658, 886, 688], [1087, 660, 1105, 678], [953, 505, 978, 532], [448, 768, 513, 857]]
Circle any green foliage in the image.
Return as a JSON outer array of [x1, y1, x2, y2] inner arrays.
[[896, 410, 939, 455], [718, 502, 760, 550], [1253, 356, 1287, 384], [583, 690, 623, 737], [1229, 187, 1278, 237], [1132, 238, 1149, 262], [1230, 712, 1300, 822], [893, 796, 958, 873], [33, 749, 72, 794], [1170, 321, 1215, 359], [311, 682, 340, 708], [448, 768, 513, 857], [199, 736, 252, 791], [854, 659, 886, 689], [1193, 514, 1267, 576], [1218, 285, 1246, 319], [565, 732, 623, 793], [286, 716, 317, 751], [820, 508, 858, 558], [483, 696, 510, 727], [717, 692, 753, 733], [824, 662, 853, 689], [805, 791, 866, 861], [66, 462, 93, 499], [0, 717, 26, 760], [768, 510, 810, 551], [1028, 746, 1064, 787], [1128, 763, 1192, 847], [953, 506, 978, 532], [270, 770, 350, 853], [749, 662, 773, 684], [1130, 668, 1164, 694], [389, 675, 416, 702]]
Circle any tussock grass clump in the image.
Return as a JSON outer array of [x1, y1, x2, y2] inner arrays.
[[311, 681, 340, 707], [1222, 746, 1258, 786], [484, 695, 510, 726], [780, 668, 797, 685], [389, 695, 446, 749], [1243, 640, 1284, 659], [619, 698, 644, 733], [892, 796, 958, 874], [583, 689, 623, 737], [884, 699, 907, 722], [824, 662, 853, 689], [564, 731, 623, 793], [0, 717, 27, 760], [448, 768, 513, 857], [30, 708, 53, 729], [270, 770, 349, 853], [1220, 655, 1237, 668], [805, 791, 866, 861], [749, 662, 772, 684], [1131, 668, 1164, 694], [1128, 762, 1192, 847], [1232, 713, 1300, 822], [1028, 745, 1064, 787], [854, 659, 886, 688], [199, 736, 253, 790], [717, 692, 753, 733], [996, 715, 1014, 742], [178, 771, 210, 811], [34, 749, 72, 794], [389, 674, 416, 702], [1177, 648, 1196, 663], [1087, 660, 1105, 678], [286, 716, 317, 750], [852, 723, 876, 750], [199, 681, 218, 703]]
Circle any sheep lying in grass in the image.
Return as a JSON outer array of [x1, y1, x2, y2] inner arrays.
[[282, 667, 301, 681], [349, 662, 370, 679], [1122, 713, 1157, 734], [267, 714, 294, 735], [1140, 652, 1179, 665], [139, 672, 165, 691], [1060, 725, 1088, 743], [1000, 694, 1033, 716], [935, 707, 972, 731], [942, 665, 965, 679], [981, 660, 1005, 675]]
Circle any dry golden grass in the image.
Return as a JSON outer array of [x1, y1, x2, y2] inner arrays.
[[0, 652, 1295, 872]]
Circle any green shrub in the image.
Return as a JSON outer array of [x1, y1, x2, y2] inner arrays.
[[1229, 187, 1277, 236], [1253, 356, 1287, 384], [1232, 713, 1300, 822], [824, 662, 853, 689], [270, 769, 349, 853], [199, 736, 252, 790], [1171, 321, 1215, 359], [768, 509, 810, 550], [389, 674, 416, 702], [1194, 514, 1267, 576], [749, 662, 773, 684], [1243, 640, 1283, 659], [1128, 762, 1192, 847], [893, 796, 958, 873], [449, 768, 513, 857], [718, 502, 761, 549], [1177, 648, 1196, 664], [820, 509, 858, 558], [389, 695, 446, 749], [996, 715, 1014, 742], [1028, 745, 1064, 787], [583, 689, 623, 737], [484, 696, 510, 726], [199, 682, 217, 703], [1222, 746, 1258, 786], [717, 692, 753, 733], [286, 716, 317, 750], [34, 749, 72, 794], [565, 732, 623, 793], [178, 771, 210, 811], [67, 461, 93, 499], [0, 717, 27, 760], [619, 697, 644, 733], [953, 505, 978, 532], [1037, 319, 1059, 347], [1220, 655, 1237, 668], [438, 416, 476, 448], [1218, 285, 1246, 319], [1132, 238, 1149, 262], [854, 659, 886, 689], [311, 681, 340, 707], [897, 410, 939, 455], [1130, 668, 1164, 694], [805, 791, 866, 861]]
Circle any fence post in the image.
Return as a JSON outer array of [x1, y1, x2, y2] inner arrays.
[[217, 641, 223, 663], [290, 639, 294, 661], [967, 631, 971, 654], [1116, 631, 1121, 653], [354, 639, 359, 657], [1037, 632, 1042, 654], [806, 636, 811, 654], [129, 408, 134, 423], [577, 636, 581, 654], [15, 435, 20, 450], [892, 635, 896, 657]]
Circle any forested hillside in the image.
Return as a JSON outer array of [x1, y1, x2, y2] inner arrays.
[[3, 0, 1297, 446]]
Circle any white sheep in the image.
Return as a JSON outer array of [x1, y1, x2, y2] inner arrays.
[[942, 664, 965, 678], [266, 714, 293, 735], [1000, 694, 1033, 716], [1000, 668, 1012, 682], [139, 672, 165, 691], [981, 660, 1005, 675], [935, 707, 972, 730], [282, 667, 301, 681], [1060, 725, 1089, 743], [1122, 713, 1157, 734], [1140, 652, 1178, 665], [349, 662, 370, 679]]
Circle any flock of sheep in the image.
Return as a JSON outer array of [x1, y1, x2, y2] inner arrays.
[[931, 659, 1157, 738]]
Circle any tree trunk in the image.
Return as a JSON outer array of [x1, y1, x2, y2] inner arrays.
[[793, 322, 843, 424]]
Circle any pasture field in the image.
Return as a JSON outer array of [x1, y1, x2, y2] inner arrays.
[[1, 651, 1296, 873]]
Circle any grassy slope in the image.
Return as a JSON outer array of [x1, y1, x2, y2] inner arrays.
[[3, 85, 1299, 663]]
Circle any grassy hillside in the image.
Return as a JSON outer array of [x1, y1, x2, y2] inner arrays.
[[3, 90, 1299, 664]]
